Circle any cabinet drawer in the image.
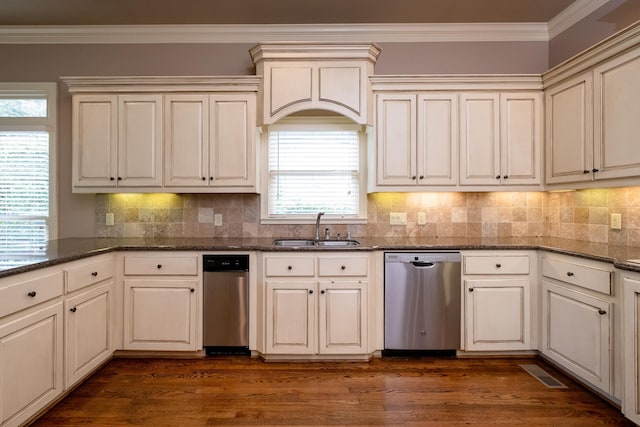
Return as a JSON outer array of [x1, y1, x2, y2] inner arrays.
[[464, 255, 530, 275], [124, 256, 198, 276], [264, 257, 315, 277], [542, 257, 612, 295], [318, 256, 368, 277], [66, 257, 114, 293], [0, 271, 64, 318]]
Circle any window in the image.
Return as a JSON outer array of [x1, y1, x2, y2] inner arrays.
[[0, 83, 57, 261], [261, 118, 366, 223]]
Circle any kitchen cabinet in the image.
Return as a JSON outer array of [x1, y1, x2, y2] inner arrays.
[[374, 93, 457, 187], [623, 273, 640, 425], [0, 269, 64, 427], [123, 254, 199, 351], [164, 93, 257, 191], [460, 92, 542, 186], [263, 253, 369, 358], [63, 254, 114, 389], [541, 255, 614, 395], [72, 94, 163, 189], [250, 43, 381, 125], [462, 251, 534, 351]]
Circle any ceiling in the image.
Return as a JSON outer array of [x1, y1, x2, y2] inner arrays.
[[0, 0, 577, 25]]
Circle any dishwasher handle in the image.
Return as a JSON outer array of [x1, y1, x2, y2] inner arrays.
[[411, 261, 437, 268]]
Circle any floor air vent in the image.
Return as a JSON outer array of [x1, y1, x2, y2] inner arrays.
[[520, 364, 567, 389]]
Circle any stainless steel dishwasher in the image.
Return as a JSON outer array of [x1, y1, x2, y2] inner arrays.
[[384, 252, 461, 355], [203, 255, 249, 355]]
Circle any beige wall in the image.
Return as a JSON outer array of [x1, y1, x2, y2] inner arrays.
[[93, 187, 640, 247]]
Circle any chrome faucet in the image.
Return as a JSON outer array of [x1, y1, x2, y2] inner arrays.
[[315, 212, 325, 240]]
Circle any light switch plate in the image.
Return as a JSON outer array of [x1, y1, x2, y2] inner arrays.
[[611, 213, 622, 230], [214, 213, 223, 226], [390, 212, 407, 225], [105, 212, 114, 226]]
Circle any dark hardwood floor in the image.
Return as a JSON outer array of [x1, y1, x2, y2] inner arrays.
[[32, 356, 634, 426]]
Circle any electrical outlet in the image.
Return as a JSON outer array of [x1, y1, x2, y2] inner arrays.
[[390, 212, 407, 225], [417, 212, 427, 225], [214, 213, 223, 226], [611, 213, 622, 230], [105, 212, 114, 226]]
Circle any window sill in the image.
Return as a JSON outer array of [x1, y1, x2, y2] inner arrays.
[[260, 216, 367, 225]]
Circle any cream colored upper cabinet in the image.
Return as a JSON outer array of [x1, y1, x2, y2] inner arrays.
[[460, 92, 541, 186], [593, 48, 640, 180], [250, 43, 381, 125], [545, 72, 594, 184], [164, 93, 256, 191], [374, 92, 457, 188], [72, 94, 163, 189]]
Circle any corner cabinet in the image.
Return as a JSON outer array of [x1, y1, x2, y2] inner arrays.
[[623, 273, 640, 425], [262, 253, 371, 359], [63, 76, 260, 193]]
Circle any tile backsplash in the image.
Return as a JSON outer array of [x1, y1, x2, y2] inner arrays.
[[95, 187, 640, 246]]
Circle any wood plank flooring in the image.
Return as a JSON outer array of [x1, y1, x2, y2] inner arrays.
[[32, 356, 634, 426]]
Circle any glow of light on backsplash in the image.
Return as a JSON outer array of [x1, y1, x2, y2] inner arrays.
[[110, 193, 182, 207]]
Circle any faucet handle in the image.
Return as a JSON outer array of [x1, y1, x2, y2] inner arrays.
[[324, 227, 330, 239]]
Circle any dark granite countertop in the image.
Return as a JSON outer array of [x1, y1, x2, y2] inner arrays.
[[2, 236, 640, 279]]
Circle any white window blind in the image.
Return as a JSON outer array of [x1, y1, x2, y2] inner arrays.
[[267, 129, 360, 217]]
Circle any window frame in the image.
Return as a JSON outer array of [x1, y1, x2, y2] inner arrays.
[[0, 83, 58, 247], [260, 117, 368, 224]]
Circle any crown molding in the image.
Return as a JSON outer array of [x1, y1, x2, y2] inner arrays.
[[370, 74, 543, 91], [548, 0, 610, 40], [0, 22, 549, 44], [60, 75, 261, 93]]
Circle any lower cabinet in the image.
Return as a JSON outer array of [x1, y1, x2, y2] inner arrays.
[[623, 274, 640, 425], [462, 251, 534, 351], [65, 282, 113, 388], [541, 254, 614, 395], [0, 302, 64, 427]]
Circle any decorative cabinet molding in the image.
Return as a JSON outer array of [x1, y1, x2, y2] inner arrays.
[[250, 43, 381, 125], [623, 274, 640, 425], [63, 76, 260, 193]]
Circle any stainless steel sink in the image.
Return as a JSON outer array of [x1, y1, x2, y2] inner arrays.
[[272, 239, 359, 247]]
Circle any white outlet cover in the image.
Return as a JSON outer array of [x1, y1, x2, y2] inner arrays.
[[390, 212, 407, 225], [417, 212, 427, 225], [105, 212, 114, 226], [214, 213, 223, 226], [610, 213, 622, 230]]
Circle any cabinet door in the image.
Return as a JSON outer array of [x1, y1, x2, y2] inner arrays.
[[464, 278, 531, 351], [123, 279, 198, 351], [623, 276, 640, 425], [0, 302, 63, 427], [459, 93, 500, 185], [265, 281, 315, 354], [318, 281, 367, 354], [209, 94, 256, 189], [65, 282, 112, 389], [542, 280, 611, 393], [594, 49, 640, 180], [72, 95, 118, 187], [375, 93, 417, 186], [164, 94, 209, 187], [117, 94, 163, 187], [545, 72, 594, 184], [500, 93, 542, 185], [416, 93, 457, 185]]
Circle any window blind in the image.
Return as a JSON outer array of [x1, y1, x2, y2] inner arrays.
[[267, 129, 360, 217]]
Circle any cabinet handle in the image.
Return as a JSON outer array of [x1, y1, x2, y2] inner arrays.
[[495, 263, 501, 268], [598, 309, 606, 315], [592, 168, 599, 173], [117, 177, 122, 181], [309, 289, 314, 294], [201, 177, 206, 181], [190, 288, 195, 293], [583, 170, 590, 174], [468, 288, 474, 292], [70, 307, 77, 313], [566, 271, 574, 277], [496, 175, 501, 179], [419, 175, 424, 180], [321, 290, 326, 294], [27, 291, 37, 297], [341, 265, 346, 270], [411, 176, 416, 180], [157, 264, 162, 269], [110, 177, 115, 181], [91, 271, 98, 277], [287, 265, 293, 271], [209, 177, 214, 181], [503, 175, 508, 179]]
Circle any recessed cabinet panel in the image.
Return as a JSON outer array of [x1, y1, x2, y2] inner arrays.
[[270, 67, 313, 116], [459, 94, 500, 185], [501, 94, 540, 184], [319, 66, 361, 114], [318, 281, 367, 354], [265, 282, 315, 354], [376, 94, 416, 185], [417, 94, 458, 185]]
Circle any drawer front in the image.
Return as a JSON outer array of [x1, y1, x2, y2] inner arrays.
[[0, 271, 64, 318], [542, 257, 612, 295], [318, 256, 368, 277], [464, 255, 530, 275], [124, 256, 198, 276], [264, 257, 315, 277], [66, 257, 114, 293]]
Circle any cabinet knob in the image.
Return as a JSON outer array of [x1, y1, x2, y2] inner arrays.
[[592, 168, 599, 173], [321, 290, 326, 294], [566, 271, 574, 277], [583, 170, 591, 174], [341, 265, 346, 270], [110, 177, 115, 181], [91, 271, 98, 277], [598, 309, 606, 315], [209, 177, 214, 181], [419, 175, 424, 180], [411, 176, 417, 180], [309, 289, 314, 294], [190, 288, 195, 293], [503, 175, 508, 179], [468, 288, 474, 292], [201, 177, 206, 181], [117, 177, 122, 181], [157, 264, 162, 269], [27, 291, 37, 297], [70, 307, 77, 313], [496, 175, 501, 179], [287, 265, 293, 270], [496, 263, 501, 268]]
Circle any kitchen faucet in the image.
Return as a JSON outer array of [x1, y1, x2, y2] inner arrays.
[[315, 212, 325, 240]]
